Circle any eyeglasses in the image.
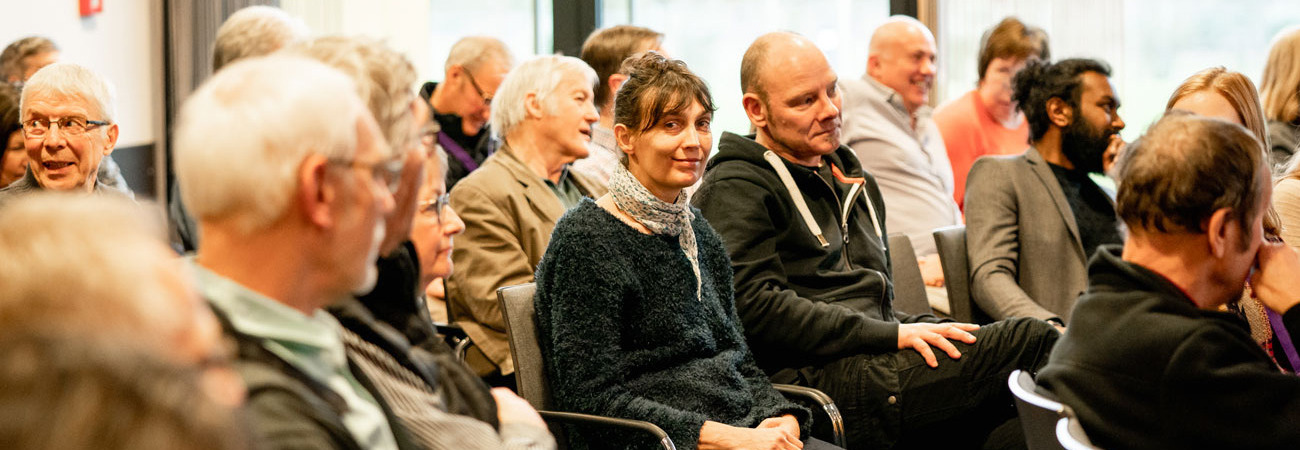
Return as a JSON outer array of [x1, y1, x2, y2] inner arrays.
[[418, 193, 451, 223], [22, 117, 110, 138], [330, 156, 405, 192], [464, 70, 493, 106]]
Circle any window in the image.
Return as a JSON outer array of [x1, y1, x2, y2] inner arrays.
[[605, 0, 890, 145], [937, 0, 1300, 141]]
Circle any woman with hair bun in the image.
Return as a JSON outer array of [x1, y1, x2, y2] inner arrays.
[[534, 52, 840, 450]]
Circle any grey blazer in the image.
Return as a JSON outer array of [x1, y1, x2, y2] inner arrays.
[[963, 146, 1110, 323]]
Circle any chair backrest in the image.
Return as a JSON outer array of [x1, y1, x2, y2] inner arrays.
[[887, 233, 933, 316], [1056, 415, 1100, 450], [1009, 370, 1067, 450], [497, 283, 553, 409], [933, 225, 992, 324]]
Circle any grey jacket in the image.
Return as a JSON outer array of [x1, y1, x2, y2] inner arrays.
[[0, 167, 132, 207], [964, 146, 1114, 323], [840, 75, 961, 257]]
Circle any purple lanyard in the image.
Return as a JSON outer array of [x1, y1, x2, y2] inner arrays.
[[1267, 308, 1300, 374], [438, 130, 480, 172]]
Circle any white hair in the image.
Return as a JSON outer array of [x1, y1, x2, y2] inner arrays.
[[212, 5, 309, 72], [284, 36, 419, 153], [490, 55, 597, 138], [444, 36, 513, 73], [175, 55, 365, 236], [20, 62, 117, 123], [0, 193, 188, 353]]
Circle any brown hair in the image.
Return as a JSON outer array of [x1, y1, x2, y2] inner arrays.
[[1164, 67, 1280, 235], [977, 17, 1049, 82], [614, 52, 715, 139], [1261, 26, 1300, 125], [0, 36, 58, 82], [581, 25, 663, 111], [1165, 67, 1268, 147], [1115, 112, 1267, 245]]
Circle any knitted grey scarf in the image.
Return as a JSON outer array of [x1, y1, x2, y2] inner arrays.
[[609, 163, 700, 299]]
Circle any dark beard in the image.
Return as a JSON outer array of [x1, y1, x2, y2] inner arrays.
[[1059, 116, 1111, 174]]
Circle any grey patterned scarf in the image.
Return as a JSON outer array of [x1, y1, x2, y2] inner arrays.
[[609, 163, 700, 299]]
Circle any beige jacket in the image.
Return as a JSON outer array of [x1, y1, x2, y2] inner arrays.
[[446, 144, 605, 376]]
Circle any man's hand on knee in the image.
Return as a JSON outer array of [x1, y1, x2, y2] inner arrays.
[[897, 323, 980, 368]]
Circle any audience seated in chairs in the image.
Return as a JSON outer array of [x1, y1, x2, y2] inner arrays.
[[0, 194, 247, 450], [571, 24, 664, 186], [934, 17, 1049, 211], [964, 57, 1126, 326], [285, 36, 555, 449], [176, 55, 420, 449], [171, 4, 310, 252], [840, 17, 961, 305], [691, 31, 1059, 449], [420, 36, 514, 190], [534, 52, 841, 450], [446, 54, 606, 388], [1037, 113, 1300, 449], [0, 82, 26, 188], [0, 63, 132, 204], [1260, 26, 1300, 172], [0, 36, 130, 195], [1166, 66, 1296, 374]]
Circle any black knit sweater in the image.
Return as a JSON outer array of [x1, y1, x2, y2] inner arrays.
[[535, 199, 809, 449]]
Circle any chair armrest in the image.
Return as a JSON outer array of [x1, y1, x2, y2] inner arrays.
[[432, 322, 471, 361], [773, 384, 846, 448], [537, 410, 676, 450], [433, 322, 466, 339]]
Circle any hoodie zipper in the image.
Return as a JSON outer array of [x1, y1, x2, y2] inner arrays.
[[816, 168, 890, 314]]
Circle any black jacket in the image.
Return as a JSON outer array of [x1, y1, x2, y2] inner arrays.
[[419, 81, 497, 189], [692, 132, 941, 380], [1038, 246, 1300, 450], [351, 242, 499, 425]]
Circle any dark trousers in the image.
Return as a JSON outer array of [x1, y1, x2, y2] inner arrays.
[[800, 317, 1059, 450]]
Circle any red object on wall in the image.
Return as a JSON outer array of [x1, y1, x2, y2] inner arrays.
[[80, 0, 103, 17]]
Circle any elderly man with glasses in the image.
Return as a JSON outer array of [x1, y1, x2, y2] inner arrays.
[[419, 36, 513, 188], [0, 63, 129, 204], [175, 55, 411, 449], [446, 55, 605, 388]]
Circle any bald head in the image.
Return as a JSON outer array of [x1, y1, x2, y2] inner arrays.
[[739, 32, 842, 164], [869, 16, 934, 57], [741, 32, 828, 100], [867, 16, 937, 112]]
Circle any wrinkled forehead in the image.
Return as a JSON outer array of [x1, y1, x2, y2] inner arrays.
[[21, 91, 101, 120]]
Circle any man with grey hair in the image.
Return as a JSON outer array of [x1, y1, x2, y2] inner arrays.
[[175, 54, 411, 449], [0, 38, 131, 196], [284, 35, 556, 450], [0, 36, 60, 83], [447, 55, 604, 386], [840, 16, 959, 309], [0, 63, 131, 204], [171, 5, 309, 251], [211, 5, 309, 72], [1038, 113, 1300, 448], [695, 32, 1057, 449], [420, 36, 513, 188]]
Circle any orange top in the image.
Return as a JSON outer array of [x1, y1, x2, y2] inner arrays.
[[933, 90, 1030, 210]]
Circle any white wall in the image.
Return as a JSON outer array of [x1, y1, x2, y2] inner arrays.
[[282, 0, 438, 89], [0, 0, 165, 149]]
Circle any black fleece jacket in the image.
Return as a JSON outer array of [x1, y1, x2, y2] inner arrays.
[[692, 132, 942, 380], [1038, 246, 1300, 450], [535, 200, 809, 450]]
